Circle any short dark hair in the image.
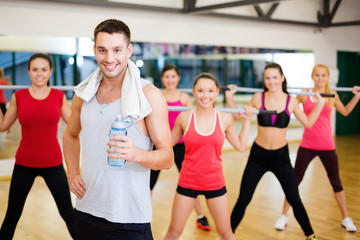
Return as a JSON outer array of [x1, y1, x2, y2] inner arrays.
[[28, 53, 53, 70], [161, 64, 180, 78], [94, 19, 131, 44]]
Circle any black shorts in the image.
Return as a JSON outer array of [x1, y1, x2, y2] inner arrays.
[[176, 185, 227, 199]]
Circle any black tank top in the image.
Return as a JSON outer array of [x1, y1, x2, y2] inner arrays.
[[257, 92, 291, 129]]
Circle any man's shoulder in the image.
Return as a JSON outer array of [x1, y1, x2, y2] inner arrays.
[[141, 78, 153, 88], [142, 83, 165, 111], [142, 80, 160, 95]]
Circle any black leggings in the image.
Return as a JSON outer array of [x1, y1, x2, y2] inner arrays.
[[230, 143, 314, 236], [150, 143, 185, 190], [0, 103, 6, 115], [0, 164, 77, 240], [294, 147, 343, 192]]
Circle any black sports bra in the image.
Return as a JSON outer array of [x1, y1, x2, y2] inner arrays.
[[257, 92, 291, 129]]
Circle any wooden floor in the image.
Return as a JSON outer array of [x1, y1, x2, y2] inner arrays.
[[0, 134, 359, 240]]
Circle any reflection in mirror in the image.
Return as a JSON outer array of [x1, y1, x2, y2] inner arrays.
[[0, 35, 314, 164]]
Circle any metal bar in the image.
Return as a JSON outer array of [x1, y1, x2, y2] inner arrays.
[[254, 5, 264, 18], [0, 85, 75, 91], [287, 87, 355, 92], [33, 0, 359, 28], [219, 86, 262, 93], [168, 106, 193, 111], [216, 108, 276, 115], [1, 85, 352, 95], [323, 0, 330, 26], [236, 87, 263, 93], [183, 0, 197, 12], [329, 21, 360, 27], [167, 106, 276, 115], [177, 88, 193, 93], [219, 86, 335, 97], [165, 87, 263, 93], [332, 87, 354, 92], [201, 12, 320, 27], [265, 3, 279, 18], [295, 92, 335, 97], [329, 0, 342, 22], [36, 0, 182, 13], [186, 0, 287, 14]]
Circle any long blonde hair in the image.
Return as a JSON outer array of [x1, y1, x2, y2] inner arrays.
[[312, 64, 335, 107]]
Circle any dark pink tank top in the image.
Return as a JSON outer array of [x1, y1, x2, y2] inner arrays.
[[300, 96, 335, 150], [168, 99, 184, 143]]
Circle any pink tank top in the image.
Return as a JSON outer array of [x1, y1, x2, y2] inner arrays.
[[300, 96, 335, 150], [178, 111, 225, 190], [168, 99, 184, 143]]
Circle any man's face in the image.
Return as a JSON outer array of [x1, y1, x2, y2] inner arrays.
[[94, 32, 132, 80]]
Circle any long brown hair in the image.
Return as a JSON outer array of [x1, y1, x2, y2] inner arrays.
[[263, 62, 288, 93]]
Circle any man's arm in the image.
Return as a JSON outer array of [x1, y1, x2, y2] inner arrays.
[[140, 84, 174, 170], [63, 94, 86, 199]]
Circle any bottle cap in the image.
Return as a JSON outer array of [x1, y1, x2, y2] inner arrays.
[[112, 115, 134, 129]]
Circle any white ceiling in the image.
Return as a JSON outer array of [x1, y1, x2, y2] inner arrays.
[[34, 0, 360, 28]]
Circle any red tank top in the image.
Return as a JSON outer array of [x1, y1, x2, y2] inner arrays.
[[15, 89, 64, 168], [178, 110, 225, 190]]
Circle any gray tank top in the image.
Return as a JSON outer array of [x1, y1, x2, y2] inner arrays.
[[76, 80, 153, 223]]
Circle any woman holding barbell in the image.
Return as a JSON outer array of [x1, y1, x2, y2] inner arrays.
[[274, 64, 360, 232], [226, 62, 325, 240], [164, 72, 255, 240]]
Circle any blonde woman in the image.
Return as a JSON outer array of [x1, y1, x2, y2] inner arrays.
[[274, 64, 360, 232]]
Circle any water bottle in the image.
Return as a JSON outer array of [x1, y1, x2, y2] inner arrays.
[[108, 115, 134, 167]]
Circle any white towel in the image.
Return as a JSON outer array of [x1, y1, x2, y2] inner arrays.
[[74, 59, 152, 121]]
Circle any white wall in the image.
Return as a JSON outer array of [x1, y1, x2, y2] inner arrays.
[[1, 0, 360, 66], [1, 1, 359, 114]]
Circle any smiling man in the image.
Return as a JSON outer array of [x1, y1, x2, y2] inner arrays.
[[63, 19, 173, 240]]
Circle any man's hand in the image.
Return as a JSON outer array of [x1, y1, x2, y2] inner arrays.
[[68, 174, 86, 199]]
